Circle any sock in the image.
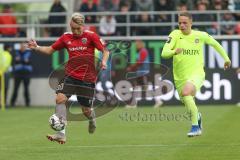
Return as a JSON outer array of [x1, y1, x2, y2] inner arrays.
[[89, 108, 96, 121], [55, 103, 67, 121], [58, 129, 65, 135], [182, 96, 198, 126], [55, 104, 67, 135]]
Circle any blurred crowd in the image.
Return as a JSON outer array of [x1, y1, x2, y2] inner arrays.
[[72, 0, 240, 36], [0, 4, 33, 107], [0, 0, 240, 37]]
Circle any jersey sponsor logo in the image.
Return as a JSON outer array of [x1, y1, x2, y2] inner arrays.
[[82, 38, 87, 44], [166, 37, 172, 43], [69, 46, 87, 51], [182, 49, 199, 55]]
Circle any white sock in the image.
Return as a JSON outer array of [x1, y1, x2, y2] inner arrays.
[[58, 129, 65, 135], [89, 108, 96, 121], [55, 103, 67, 121]]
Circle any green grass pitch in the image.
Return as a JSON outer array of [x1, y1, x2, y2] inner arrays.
[[0, 105, 239, 160]]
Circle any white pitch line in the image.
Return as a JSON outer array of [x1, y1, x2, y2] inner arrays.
[[0, 143, 240, 150]]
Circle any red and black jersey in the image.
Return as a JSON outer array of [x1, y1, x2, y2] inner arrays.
[[51, 30, 105, 83]]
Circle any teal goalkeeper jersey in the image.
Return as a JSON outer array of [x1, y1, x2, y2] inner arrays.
[[161, 29, 230, 81]]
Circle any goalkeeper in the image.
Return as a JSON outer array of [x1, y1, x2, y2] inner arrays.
[[161, 12, 231, 137]]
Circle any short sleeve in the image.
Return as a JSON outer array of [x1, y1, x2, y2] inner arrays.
[[51, 35, 65, 50], [91, 33, 104, 51]]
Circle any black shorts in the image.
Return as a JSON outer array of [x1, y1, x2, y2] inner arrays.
[[56, 76, 95, 107]]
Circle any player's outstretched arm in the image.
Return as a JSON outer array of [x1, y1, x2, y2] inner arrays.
[[210, 39, 231, 70], [26, 39, 55, 55], [101, 49, 109, 70], [204, 33, 231, 70]]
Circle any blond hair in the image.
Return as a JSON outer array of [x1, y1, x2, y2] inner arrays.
[[179, 12, 192, 20], [71, 12, 85, 25]]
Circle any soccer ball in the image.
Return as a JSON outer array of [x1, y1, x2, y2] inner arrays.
[[49, 114, 66, 131]]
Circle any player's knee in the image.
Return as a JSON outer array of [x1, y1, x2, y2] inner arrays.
[[56, 93, 67, 104], [181, 90, 191, 96]]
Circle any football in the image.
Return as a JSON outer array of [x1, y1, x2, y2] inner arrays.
[[49, 114, 66, 131]]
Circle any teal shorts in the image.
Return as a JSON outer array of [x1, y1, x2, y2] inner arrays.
[[175, 76, 205, 98]]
